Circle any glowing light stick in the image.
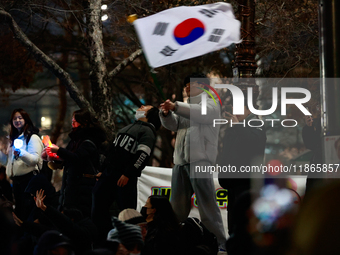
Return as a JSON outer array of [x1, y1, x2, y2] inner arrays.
[[14, 139, 23, 149], [13, 139, 23, 160], [42, 135, 52, 147], [42, 135, 60, 161]]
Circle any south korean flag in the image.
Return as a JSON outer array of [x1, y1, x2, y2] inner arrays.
[[134, 2, 241, 68]]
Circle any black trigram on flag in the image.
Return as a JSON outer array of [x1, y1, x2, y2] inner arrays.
[[153, 22, 169, 36], [160, 46, 177, 56], [208, 29, 225, 43], [199, 9, 218, 18]]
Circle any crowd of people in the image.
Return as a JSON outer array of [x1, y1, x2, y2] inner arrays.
[[0, 73, 338, 255]]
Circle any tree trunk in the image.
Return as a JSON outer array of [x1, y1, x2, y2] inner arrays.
[[83, 0, 113, 132]]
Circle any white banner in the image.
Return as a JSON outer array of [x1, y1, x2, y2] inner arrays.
[[134, 2, 241, 68], [137, 166, 307, 237], [137, 166, 229, 233]]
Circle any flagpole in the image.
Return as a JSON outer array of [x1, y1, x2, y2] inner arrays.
[[150, 71, 166, 101]]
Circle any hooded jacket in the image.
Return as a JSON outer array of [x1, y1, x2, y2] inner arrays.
[[57, 126, 106, 216], [0, 133, 43, 177], [159, 94, 221, 165]]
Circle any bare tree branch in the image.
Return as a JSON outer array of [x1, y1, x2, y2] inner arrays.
[[107, 49, 143, 81], [0, 8, 94, 113]]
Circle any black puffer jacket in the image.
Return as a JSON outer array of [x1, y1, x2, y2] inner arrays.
[[57, 127, 106, 217]]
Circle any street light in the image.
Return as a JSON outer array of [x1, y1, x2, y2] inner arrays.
[[101, 14, 108, 21]]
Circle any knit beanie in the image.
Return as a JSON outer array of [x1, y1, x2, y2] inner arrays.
[[112, 217, 144, 250], [118, 209, 147, 225], [107, 228, 120, 243]]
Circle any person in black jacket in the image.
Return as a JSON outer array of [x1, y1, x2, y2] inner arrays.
[[141, 195, 180, 255], [92, 105, 160, 241], [217, 95, 266, 237], [49, 109, 106, 217]]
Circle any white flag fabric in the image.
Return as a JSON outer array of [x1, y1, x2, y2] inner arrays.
[[134, 2, 241, 68]]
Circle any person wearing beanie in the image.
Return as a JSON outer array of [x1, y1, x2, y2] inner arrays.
[[111, 217, 144, 254], [119, 208, 146, 225]]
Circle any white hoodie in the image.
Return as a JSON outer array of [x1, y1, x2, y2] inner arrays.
[[160, 94, 221, 165], [0, 133, 43, 177]]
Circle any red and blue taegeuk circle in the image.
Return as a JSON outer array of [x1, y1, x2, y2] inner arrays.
[[173, 18, 205, 46]]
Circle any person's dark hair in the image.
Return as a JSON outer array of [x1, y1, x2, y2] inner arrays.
[[73, 108, 107, 137], [73, 109, 100, 128], [146, 106, 161, 131], [149, 195, 179, 231], [183, 72, 209, 90], [9, 108, 39, 146]]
